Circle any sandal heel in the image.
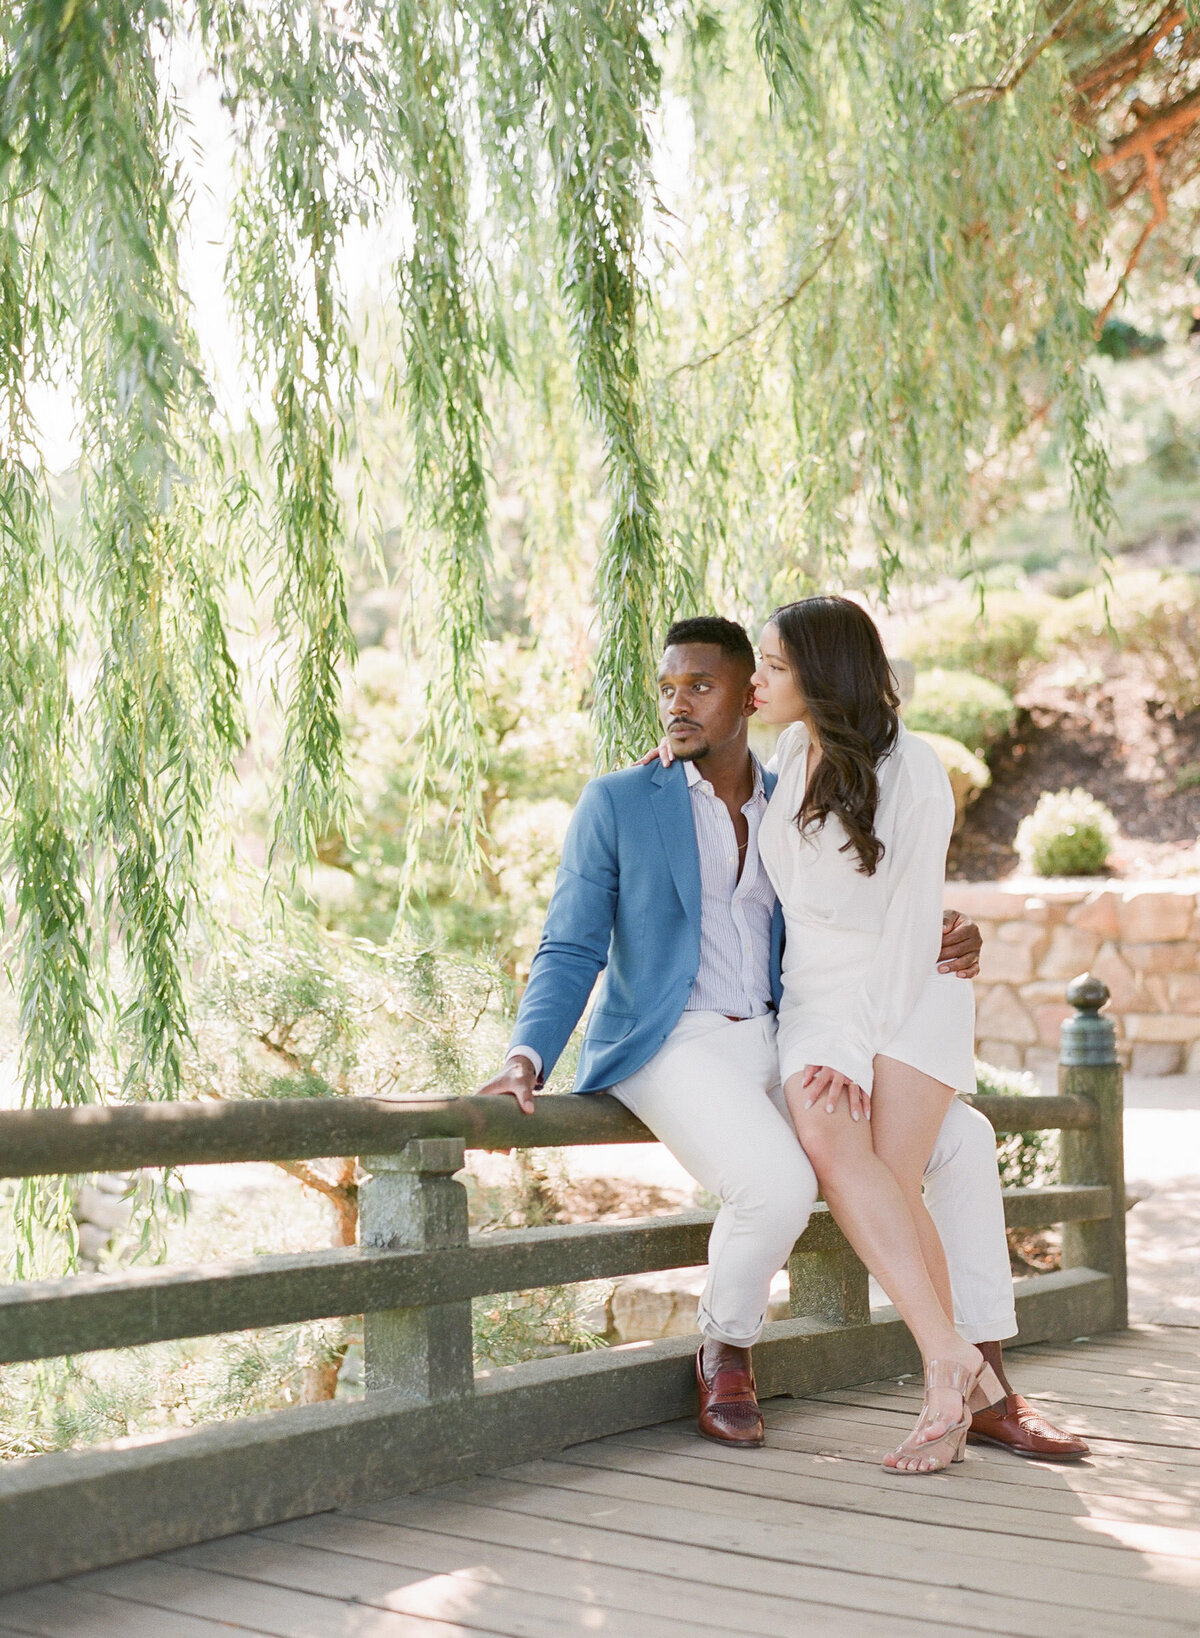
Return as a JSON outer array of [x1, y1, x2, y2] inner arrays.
[[883, 1356, 979, 1475], [968, 1364, 1005, 1415]]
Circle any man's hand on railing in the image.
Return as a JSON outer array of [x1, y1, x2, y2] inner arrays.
[[939, 909, 981, 979], [477, 1056, 538, 1115]]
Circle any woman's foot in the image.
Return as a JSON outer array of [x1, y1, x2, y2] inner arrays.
[[884, 1348, 1001, 1474]]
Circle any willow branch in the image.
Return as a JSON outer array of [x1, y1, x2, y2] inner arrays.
[[1072, 6, 1186, 104], [948, 0, 1091, 107], [1094, 83, 1200, 172], [668, 214, 848, 377]]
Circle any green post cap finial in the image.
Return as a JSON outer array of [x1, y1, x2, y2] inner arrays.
[[1066, 973, 1110, 1014], [1060, 972, 1116, 1067]]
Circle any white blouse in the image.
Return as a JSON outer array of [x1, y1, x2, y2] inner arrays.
[[759, 721, 975, 1095]]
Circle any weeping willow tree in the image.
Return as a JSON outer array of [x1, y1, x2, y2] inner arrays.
[[1, 0, 1196, 1122]]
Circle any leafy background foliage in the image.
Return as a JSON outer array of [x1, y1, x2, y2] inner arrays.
[[2, 3, 1198, 1153]]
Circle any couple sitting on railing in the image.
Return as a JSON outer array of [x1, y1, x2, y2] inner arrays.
[[480, 599, 1089, 1471]]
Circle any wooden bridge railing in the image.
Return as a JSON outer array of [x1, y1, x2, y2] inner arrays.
[[0, 975, 1125, 1593]]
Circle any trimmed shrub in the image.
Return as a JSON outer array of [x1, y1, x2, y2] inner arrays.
[[1041, 570, 1200, 713], [905, 669, 1016, 757], [1015, 788, 1116, 877], [910, 731, 990, 832], [899, 591, 1054, 692], [976, 1059, 1059, 1189]]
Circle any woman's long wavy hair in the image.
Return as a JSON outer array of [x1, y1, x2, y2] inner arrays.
[[771, 596, 900, 876]]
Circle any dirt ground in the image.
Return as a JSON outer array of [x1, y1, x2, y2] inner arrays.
[[949, 654, 1200, 880]]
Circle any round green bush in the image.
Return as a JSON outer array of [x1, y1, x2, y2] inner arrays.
[[904, 669, 1016, 756], [1015, 788, 1116, 877], [909, 731, 990, 830], [899, 590, 1053, 693]]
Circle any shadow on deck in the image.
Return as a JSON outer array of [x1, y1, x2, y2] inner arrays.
[[2, 1326, 1198, 1638]]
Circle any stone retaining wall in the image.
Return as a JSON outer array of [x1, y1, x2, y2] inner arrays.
[[950, 879, 1200, 1076]]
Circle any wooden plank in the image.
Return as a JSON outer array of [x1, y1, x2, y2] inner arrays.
[[553, 1436, 1200, 1558], [606, 1422, 1200, 1528], [0, 1210, 722, 1363], [760, 1409, 1200, 1501], [174, 1520, 935, 1638], [489, 1456, 1200, 1595], [412, 1467, 1200, 1624], [87, 1548, 700, 1638], [1002, 1183, 1111, 1229], [0, 1585, 234, 1637], [0, 1187, 1106, 1365], [817, 1384, 1200, 1451], [347, 1489, 1176, 1638], [0, 1090, 1095, 1180], [78, 1560, 510, 1638], [1013, 1347, 1200, 1387]]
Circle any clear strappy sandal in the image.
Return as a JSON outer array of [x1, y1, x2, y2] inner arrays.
[[882, 1357, 1005, 1474]]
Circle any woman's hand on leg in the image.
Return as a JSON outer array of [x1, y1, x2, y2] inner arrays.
[[802, 1064, 870, 1122]]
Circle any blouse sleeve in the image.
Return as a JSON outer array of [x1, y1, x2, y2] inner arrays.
[[842, 766, 955, 1091]]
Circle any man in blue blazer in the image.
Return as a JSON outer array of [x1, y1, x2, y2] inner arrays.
[[480, 617, 1088, 1459]]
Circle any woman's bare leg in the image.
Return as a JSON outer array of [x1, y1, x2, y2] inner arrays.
[[784, 1068, 980, 1470], [869, 1056, 959, 1323]]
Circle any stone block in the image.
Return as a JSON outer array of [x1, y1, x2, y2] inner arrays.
[[1090, 943, 1138, 1011], [976, 1039, 1023, 1071], [1023, 1047, 1060, 1078], [978, 940, 1034, 985], [975, 984, 1037, 1045], [1124, 1013, 1200, 1043], [1033, 1002, 1074, 1047], [610, 1270, 701, 1341], [1018, 980, 1076, 1003], [943, 884, 1028, 920], [74, 1184, 134, 1235], [1129, 1042, 1184, 1076], [1068, 890, 1121, 941], [1122, 942, 1198, 974], [1038, 925, 1100, 981], [1119, 888, 1196, 943], [996, 920, 1044, 947], [1139, 973, 1170, 1012], [1187, 1040, 1200, 1075], [1167, 972, 1200, 1014]]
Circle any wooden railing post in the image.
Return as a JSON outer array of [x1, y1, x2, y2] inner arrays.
[[1058, 974, 1127, 1330], [788, 1219, 871, 1327], [359, 1137, 474, 1400]]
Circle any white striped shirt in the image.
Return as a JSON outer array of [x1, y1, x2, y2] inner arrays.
[[682, 757, 775, 1018]]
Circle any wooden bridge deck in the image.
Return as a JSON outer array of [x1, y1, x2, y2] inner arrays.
[[2, 1326, 1198, 1637]]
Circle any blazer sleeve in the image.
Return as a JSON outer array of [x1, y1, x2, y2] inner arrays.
[[507, 778, 620, 1084]]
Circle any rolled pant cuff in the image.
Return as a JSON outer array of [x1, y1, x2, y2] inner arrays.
[[697, 1309, 764, 1349], [956, 1315, 1018, 1345]]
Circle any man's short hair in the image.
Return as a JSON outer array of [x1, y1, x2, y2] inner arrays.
[[663, 616, 755, 673]]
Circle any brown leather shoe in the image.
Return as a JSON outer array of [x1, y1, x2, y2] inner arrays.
[[696, 1346, 765, 1447], [969, 1393, 1090, 1460]]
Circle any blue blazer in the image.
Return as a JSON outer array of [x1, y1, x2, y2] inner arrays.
[[511, 758, 784, 1094]]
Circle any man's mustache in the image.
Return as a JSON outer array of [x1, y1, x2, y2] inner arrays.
[[668, 719, 701, 731]]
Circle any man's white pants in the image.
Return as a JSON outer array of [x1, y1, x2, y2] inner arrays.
[[610, 1011, 1017, 1348]]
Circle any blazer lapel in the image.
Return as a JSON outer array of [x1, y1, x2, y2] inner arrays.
[[650, 760, 702, 930]]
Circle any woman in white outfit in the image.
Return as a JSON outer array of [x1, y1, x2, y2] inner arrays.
[[753, 596, 1003, 1473]]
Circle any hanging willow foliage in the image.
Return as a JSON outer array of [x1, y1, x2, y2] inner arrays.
[[3, 0, 1190, 1114]]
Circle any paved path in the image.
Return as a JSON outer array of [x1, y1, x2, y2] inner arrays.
[[1122, 1076, 1200, 1328], [2, 1329, 1196, 1637]]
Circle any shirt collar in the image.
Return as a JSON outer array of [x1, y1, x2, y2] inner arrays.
[[684, 756, 765, 803]]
